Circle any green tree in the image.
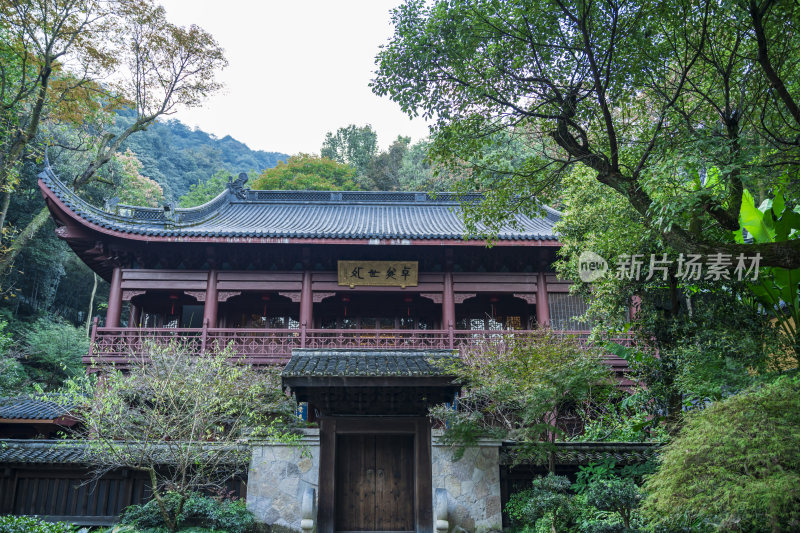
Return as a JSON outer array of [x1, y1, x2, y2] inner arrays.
[[431, 331, 614, 469], [365, 135, 409, 190], [373, 0, 800, 269], [178, 169, 231, 207], [397, 138, 455, 192], [63, 341, 298, 533], [642, 375, 800, 532], [12, 318, 88, 391], [0, 0, 227, 279], [111, 149, 165, 207], [506, 474, 582, 533], [251, 154, 358, 191], [554, 167, 780, 426], [320, 124, 378, 178], [585, 478, 642, 530]]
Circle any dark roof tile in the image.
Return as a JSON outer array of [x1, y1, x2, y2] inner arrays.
[[282, 349, 459, 378], [0, 396, 73, 420], [40, 164, 560, 241]]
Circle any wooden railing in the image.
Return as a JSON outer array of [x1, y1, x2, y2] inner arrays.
[[87, 318, 633, 367]]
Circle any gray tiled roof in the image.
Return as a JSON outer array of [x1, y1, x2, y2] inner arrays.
[[500, 442, 662, 466], [0, 440, 88, 463], [0, 439, 250, 464], [0, 396, 73, 420], [40, 163, 560, 241], [282, 349, 459, 378]]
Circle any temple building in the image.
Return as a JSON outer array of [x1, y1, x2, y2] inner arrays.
[[21, 165, 635, 532]]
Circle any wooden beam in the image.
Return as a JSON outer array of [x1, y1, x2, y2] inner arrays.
[[536, 271, 550, 327], [300, 270, 313, 329], [203, 270, 218, 327], [106, 267, 123, 327], [442, 271, 454, 329]]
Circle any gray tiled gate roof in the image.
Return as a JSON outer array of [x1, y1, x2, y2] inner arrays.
[[40, 164, 560, 241], [282, 349, 459, 378]]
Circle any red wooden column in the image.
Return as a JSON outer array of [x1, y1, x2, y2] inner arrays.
[[203, 270, 218, 327], [442, 271, 455, 345], [536, 271, 550, 327], [129, 303, 140, 328], [300, 270, 313, 345], [106, 267, 123, 327]]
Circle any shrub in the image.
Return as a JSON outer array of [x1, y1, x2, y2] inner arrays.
[[585, 478, 641, 529], [20, 318, 88, 391], [506, 474, 582, 533], [121, 492, 255, 533], [642, 374, 800, 531], [0, 515, 75, 533]]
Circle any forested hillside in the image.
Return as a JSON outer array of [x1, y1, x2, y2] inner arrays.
[[115, 109, 289, 200]]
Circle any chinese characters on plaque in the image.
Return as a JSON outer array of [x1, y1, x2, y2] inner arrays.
[[337, 261, 419, 288]]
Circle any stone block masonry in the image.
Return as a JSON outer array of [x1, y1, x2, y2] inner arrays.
[[431, 431, 503, 533], [247, 429, 502, 533], [248, 430, 320, 532]]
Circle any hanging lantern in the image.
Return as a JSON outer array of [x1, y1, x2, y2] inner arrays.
[[168, 293, 180, 315], [404, 296, 413, 317], [489, 295, 500, 317], [261, 294, 270, 316], [341, 295, 350, 317]]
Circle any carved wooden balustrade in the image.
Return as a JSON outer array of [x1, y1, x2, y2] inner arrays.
[[87, 319, 634, 370]]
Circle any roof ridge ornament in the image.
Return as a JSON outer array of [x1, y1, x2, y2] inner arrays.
[[227, 172, 249, 200]]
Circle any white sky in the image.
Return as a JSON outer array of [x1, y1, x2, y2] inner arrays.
[[157, 0, 431, 155]]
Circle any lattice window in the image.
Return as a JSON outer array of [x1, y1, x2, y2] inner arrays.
[[341, 192, 418, 202], [252, 191, 330, 201], [548, 293, 592, 331]]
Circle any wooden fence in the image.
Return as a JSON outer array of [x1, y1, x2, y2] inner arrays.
[[0, 464, 246, 526]]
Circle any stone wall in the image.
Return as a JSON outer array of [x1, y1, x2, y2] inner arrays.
[[247, 430, 320, 531], [247, 429, 502, 533], [431, 432, 503, 533]]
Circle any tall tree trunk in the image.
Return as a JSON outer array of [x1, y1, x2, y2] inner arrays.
[[0, 207, 49, 280], [0, 190, 11, 243], [85, 273, 98, 337]]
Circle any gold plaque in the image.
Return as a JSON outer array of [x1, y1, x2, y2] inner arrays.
[[337, 261, 419, 288]]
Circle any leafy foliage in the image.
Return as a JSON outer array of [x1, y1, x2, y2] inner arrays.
[[118, 109, 288, 201], [18, 318, 88, 391], [575, 390, 668, 443], [508, 470, 646, 533], [121, 492, 255, 533], [320, 124, 378, 178], [178, 170, 232, 208], [733, 189, 800, 362], [642, 374, 800, 531], [430, 331, 614, 465], [61, 341, 299, 532], [112, 150, 165, 207], [554, 166, 782, 427], [250, 154, 358, 191], [586, 478, 642, 530], [0, 516, 76, 533], [374, 0, 800, 269], [506, 474, 582, 533]]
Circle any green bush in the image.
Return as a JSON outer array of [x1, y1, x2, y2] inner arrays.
[[507, 468, 648, 533], [585, 478, 641, 530], [0, 515, 75, 533], [642, 374, 800, 531], [20, 318, 88, 391], [121, 492, 255, 533], [506, 474, 582, 533]]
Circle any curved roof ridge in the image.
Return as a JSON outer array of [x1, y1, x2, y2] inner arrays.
[[38, 161, 560, 243]]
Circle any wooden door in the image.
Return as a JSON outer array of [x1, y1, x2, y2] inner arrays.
[[335, 434, 415, 532]]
